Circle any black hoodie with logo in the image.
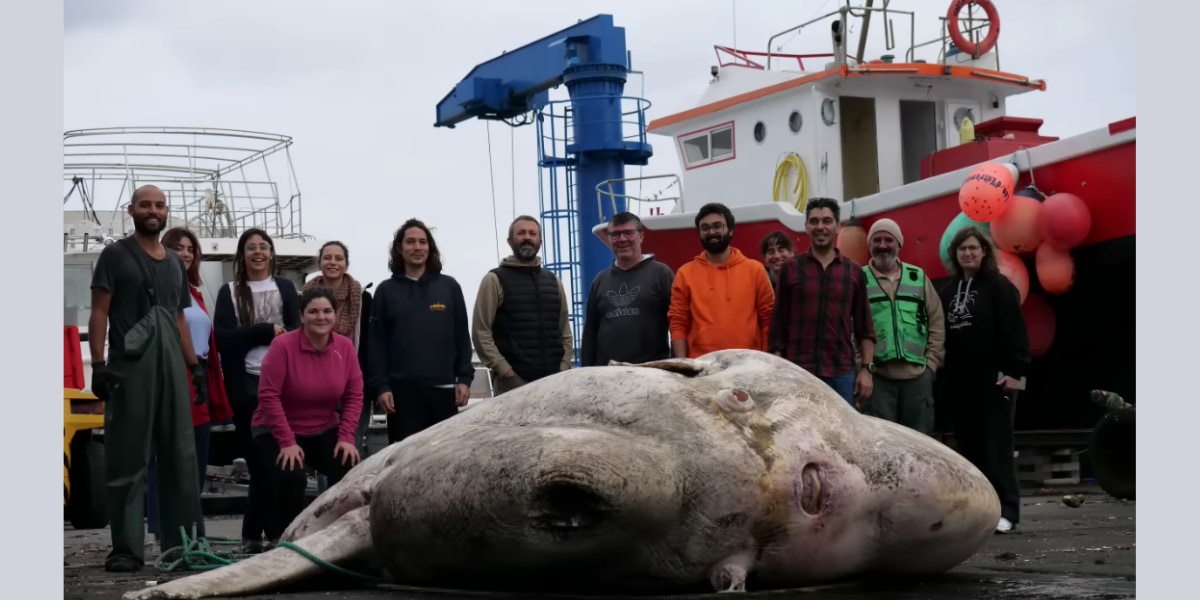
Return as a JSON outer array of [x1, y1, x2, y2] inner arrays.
[[365, 271, 474, 396], [937, 268, 1030, 382]]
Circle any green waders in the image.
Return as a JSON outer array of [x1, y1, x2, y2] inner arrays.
[[105, 304, 205, 564]]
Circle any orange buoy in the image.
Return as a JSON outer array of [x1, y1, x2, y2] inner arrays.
[[836, 219, 869, 265], [1022, 291, 1056, 358], [996, 249, 1029, 305], [1035, 244, 1076, 295], [1037, 193, 1092, 250], [991, 194, 1043, 255], [958, 162, 1016, 222]]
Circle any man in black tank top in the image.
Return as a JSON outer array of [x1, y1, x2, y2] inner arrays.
[[471, 215, 574, 395]]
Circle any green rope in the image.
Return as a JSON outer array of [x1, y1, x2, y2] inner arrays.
[[155, 525, 383, 584]]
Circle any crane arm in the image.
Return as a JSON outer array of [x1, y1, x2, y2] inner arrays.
[[433, 14, 628, 128]]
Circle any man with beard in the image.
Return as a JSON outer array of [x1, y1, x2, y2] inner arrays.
[[580, 212, 675, 366], [368, 219, 474, 443], [88, 185, 208, 572], [668, 202, 775, 359], [859, 218, 945, 435], [768, 197, 876, 406], [472, 215, 574, 395], [759, 231, 795, 289]]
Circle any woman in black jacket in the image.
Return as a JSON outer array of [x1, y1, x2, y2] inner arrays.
[[213, 228, 300, 553], [938, 226, 1030, 534]]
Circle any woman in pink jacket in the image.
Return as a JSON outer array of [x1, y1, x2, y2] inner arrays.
[[251, 286, 364, 546]]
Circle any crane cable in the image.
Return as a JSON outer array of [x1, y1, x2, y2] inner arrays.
[[772, 152, 809, 213]]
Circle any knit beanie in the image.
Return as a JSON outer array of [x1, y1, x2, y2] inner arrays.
[[868, 218, 904, 247]]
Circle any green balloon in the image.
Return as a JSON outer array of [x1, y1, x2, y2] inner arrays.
[[940, 211, 992, 271]]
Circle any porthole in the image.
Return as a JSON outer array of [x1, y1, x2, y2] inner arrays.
[[789, 111, 803, 133], [754, 121, 766, 143]]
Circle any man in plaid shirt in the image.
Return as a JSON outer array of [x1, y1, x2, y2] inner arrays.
[[768, 197, 876, 406]]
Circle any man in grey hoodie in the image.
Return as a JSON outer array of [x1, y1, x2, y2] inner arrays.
[[581, 212, 675, 366]]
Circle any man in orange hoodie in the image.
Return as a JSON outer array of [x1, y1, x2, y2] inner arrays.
[[669, 203, 776, 359]]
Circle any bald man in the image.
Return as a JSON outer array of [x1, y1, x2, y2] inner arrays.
[[88, 185, 207, 571]]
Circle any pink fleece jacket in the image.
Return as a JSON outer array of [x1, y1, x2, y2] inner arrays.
[[251, 329, 364, 448]]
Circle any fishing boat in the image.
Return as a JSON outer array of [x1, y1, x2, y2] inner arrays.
[[435, 0, 1134, 445], [617, 1, 1136, 439], [62, 127, 330, 505], [63, 126, 324, 397]]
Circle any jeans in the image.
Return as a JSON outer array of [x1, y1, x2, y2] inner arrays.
[[146, 422, 211, 538], [820, 372, 857, 407]]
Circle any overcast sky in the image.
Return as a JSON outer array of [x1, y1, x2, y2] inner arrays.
[[63, 0, 1136, 323]]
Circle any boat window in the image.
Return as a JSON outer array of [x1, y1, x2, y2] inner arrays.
[[64, 262, 93, 329], [680, 122, 735, 167]]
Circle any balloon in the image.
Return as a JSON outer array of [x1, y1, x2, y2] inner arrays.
[[958, 162, 1016, 222], [1038, 193, 1092, 250], [997, 249, 1029, 305], [1035, 244, 1076, 295], [991, 194, 1043, 255], [940, 211, 992, 272], [836, 219, 869, 265], [1022, 291, 1056, 358]]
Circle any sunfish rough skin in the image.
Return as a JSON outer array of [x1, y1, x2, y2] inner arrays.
[[124, 350, 1000, 599]]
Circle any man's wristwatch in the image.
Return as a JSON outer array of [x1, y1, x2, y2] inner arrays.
[[862, 362, 876, 374]]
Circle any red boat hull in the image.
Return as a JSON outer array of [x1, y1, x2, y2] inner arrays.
[[638, 136, 1135, 280], [627, 123, 1135, 434]]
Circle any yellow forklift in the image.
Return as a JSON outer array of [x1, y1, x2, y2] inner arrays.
[[64, 325, 107, 529]]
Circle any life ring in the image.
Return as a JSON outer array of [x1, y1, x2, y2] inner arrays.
[[946, 0, 1000, 57]]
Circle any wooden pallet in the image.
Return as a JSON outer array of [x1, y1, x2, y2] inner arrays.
[[1016, 447, 1081, 486]]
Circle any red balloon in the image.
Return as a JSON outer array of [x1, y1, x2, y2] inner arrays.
[[1037, 193, 1092, 250], [991, 195, 1043, 255], [1022, 291, 1056, 358], [836, 223, 869, 265], [997, 250, 1029, 305], [958, 162, 1015, 223], [1035, 244, 1075, 295]]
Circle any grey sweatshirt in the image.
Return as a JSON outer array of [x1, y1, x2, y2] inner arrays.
[[580, 256, 675, 367]]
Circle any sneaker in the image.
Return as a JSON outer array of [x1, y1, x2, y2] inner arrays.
[[105, 554, 143, 573], [995, 517, 1014, 533], [239, 539, 264, 554]]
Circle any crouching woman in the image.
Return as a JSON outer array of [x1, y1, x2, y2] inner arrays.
[[251, 286, 364, 544]]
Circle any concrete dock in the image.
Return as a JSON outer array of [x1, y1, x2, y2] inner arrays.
[[63, 485, 1135, 600]]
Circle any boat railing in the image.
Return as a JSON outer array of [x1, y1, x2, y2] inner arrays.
[[759, 0, 1000, 71], [595, 173, 684, 223], [63, 126, 310, 244], [714, 46, 835, 72]]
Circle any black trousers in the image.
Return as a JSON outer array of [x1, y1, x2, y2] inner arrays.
[[945, 370, 1021, 524], [253, 426, 351, 542], [231, 373, 272, 542], [385, 386, 458, 444]]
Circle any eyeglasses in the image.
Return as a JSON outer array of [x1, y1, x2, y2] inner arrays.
[[608, 230, 638, 240], [699, 223, 726, 234], [957, 244, 982, 253]]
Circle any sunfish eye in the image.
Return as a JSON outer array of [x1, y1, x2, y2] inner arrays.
[[715, 388, 756, 413]]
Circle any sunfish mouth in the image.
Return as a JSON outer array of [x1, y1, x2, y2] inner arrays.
[[798, 463, 825, 515], [527, 481, 616, 535]]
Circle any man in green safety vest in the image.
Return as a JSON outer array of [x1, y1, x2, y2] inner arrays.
[[860, 219, 945, 435]]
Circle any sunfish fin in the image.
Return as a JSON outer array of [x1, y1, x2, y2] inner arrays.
[[609, 357, 707, 378], [122, 506, 373, 600]]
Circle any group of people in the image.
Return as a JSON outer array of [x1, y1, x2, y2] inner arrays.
[[87, 184, 1029, 573], [576, 199, 1030, 536], [87, 185, 470, 571]]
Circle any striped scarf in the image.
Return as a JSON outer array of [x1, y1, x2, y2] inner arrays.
[[305, 273, 363, 339]]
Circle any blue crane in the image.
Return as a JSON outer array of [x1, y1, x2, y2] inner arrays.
[[434, 14, 654, 365]]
